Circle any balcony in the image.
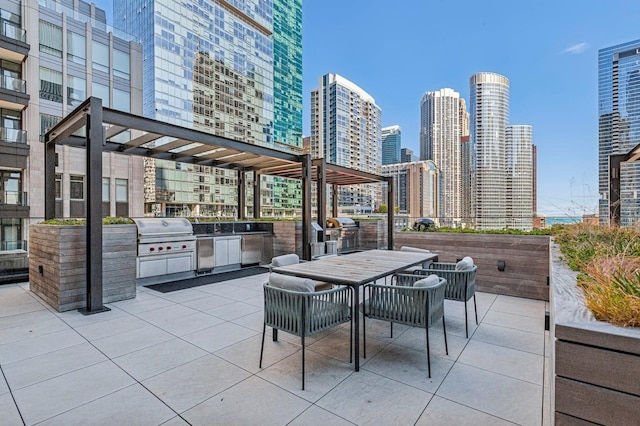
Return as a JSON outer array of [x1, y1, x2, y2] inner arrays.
[[0, 17, 29, 61], [0, 127, 27, 145], [0, 190, 27, 206], [0, 75, 29, 108]]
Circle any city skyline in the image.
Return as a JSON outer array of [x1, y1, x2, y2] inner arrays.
[[94, 0, 640, 216]]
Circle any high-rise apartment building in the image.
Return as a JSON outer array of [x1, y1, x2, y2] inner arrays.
[[400, 147, 418, 163], [382, 125, 401, 165], [506, 125, 533, 230], [114, 0, 303, 218], [470, 72, 510, 230], [420, 88, 464, 227], [381, 161, 438, 219], [598, 39, 640, 226], [0, 0, 142, 276], [460, 135, 473, 225], [310, 74, 382, 211], [532, 143, 537, 215]]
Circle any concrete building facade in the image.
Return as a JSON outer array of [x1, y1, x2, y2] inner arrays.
[[506, 125, 533, 230], [381, 161, 438, 220]]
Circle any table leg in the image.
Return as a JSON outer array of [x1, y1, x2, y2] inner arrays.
[[353, 285, 360, 371]]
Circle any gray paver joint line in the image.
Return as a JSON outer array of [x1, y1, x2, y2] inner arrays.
[[0, 365, 26, 425]]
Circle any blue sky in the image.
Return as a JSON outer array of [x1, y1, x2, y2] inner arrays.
[[96, 0, 640, 216]]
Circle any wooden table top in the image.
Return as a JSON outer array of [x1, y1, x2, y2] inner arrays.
[[272, 249, 437, 287]]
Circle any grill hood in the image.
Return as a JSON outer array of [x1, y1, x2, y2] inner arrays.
[[132, 218, 193, 238]]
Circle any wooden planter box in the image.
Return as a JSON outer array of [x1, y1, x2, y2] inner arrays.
[[29, 224, 137, 312], [395, 232, 550, 300], [550, 242, 640, 424]]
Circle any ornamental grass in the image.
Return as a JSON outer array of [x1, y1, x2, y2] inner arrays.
[[555, 224, 640, 327]]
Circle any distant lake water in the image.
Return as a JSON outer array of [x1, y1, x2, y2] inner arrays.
[[546, 216, 582, 226]]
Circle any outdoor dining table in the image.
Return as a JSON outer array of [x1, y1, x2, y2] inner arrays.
[[272, 249, 439, 371]]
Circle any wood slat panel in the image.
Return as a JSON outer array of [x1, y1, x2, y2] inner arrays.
[[556, 341, 640, 396]]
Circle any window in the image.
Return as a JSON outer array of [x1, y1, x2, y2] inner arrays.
[[67, 75, 86, 107], [102, 177, 110, 202], [39, 67, 62, 103], [39, 21, 62, 57], [67, 32, 86, 65], [115, 179, 128, 202], [40, 113, 61, 141], [70, 175, 84, 200], [55, 174, 62, 199], [92, 41, 109, 73], [113, 50, 130, 79], [91, 82, 109, 106], [0, 171, 21, 205], [113, 88, 130, 113], [1, 59, 22, 92]]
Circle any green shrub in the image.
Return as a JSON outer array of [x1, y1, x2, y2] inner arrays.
[[41, 216, 133, 225]]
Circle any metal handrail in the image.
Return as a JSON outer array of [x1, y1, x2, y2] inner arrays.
[[0, 18, 26, 43], [0, 128, 27, 144], [1, 191, 27, 206], [0, 75, 26, 93]]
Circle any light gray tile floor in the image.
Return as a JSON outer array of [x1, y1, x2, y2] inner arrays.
[[0, 274, 549, 425]]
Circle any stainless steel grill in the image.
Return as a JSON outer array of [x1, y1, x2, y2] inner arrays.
[[327, 217, 359, 253], [132, 218, 196, 281]]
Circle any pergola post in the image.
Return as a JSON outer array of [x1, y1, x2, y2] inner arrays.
[[332, 183, 338, 218], [44, 132, 56, 220], [80, 97, 108, 314], [237, 169, 245, 220], [387, 177, 394, 250], [253, 172, 261, 219], [302, 154, 312, 260], [316, 159, 326, 242]]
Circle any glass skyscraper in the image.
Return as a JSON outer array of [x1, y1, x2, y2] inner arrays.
[[381, 125, 401, 165], [506, 125, 533, 230], [114, 0, 302, 217], [311, 74, 382, 212], [598, 39, 640, 226], [470, 72, 510, 230]]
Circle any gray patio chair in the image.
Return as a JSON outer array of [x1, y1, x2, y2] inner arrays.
[[413, 256, 478, 337], [260, 273, 352, 390], [269, 253, 333, 290], [398, 246, 437, 273], [363, 274, 448, 378]]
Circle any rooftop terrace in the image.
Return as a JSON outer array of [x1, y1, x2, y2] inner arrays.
[[0, 272, 549, 425]]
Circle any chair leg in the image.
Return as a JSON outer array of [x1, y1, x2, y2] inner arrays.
[[259, 323, 266, 368], [350, 298, 353, 363], [426, 326, 431, 378], [464, 301, 469, 338], [442, 315, 448, 355], [473, 294, 478, 325], [301, 335, 305, 391], [273, 328, 278, 342], [390, 322, 393, 338], [362, 292, 366, 360]]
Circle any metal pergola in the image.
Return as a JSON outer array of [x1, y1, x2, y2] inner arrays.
[[609, 141, 640, 226], [44, 97, 394, 313]]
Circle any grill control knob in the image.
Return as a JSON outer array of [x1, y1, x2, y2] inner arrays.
[[158, 247, 163, 251], [167, 246, 172, 250], [182, 244, 187, 249], [150, 247, 155, 252]]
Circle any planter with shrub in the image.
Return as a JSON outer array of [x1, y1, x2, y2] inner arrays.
[[29, 218, 137, 312], [550, 225, 640, 424]]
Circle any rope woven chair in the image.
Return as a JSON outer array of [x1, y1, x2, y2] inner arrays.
[[413, 257, 478, 338], [259, 275, 352, 390], [363, 274, 448, 378]]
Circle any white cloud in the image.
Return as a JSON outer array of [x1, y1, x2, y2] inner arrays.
[[561, 42, 589, 54]]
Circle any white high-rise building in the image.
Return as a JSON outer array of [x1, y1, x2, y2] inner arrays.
[[470, 73, 510, 230], [506, 125, 533, 230], [311, 74, 382, 212], [420, 88, 464, 226]]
